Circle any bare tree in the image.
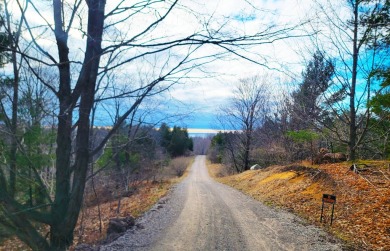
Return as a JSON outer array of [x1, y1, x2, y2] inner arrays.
[[1, 0, 26, 198], [0, 0, 306, 250], [219, 75, 271, 172], [193, 136, 211, 155], [310, 0, 388, 160]]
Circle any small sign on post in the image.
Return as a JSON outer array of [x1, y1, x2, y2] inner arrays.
[[320, 194, 336, 225]]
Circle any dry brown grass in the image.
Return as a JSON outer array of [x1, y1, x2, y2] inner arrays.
[[207, 160, 233, 178], [72, 180, 172, 248], [0, 156, 194, 251], [71, 156, 193, 248], [0, 181, 174, 251], [168, 157, 193, 177], [208, 161, 390, 250]]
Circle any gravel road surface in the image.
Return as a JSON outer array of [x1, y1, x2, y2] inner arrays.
[[101, 155, 342, 251]]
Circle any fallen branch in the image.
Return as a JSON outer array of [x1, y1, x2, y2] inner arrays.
[[358, 173, 378, 189], [350, 164, 382, 194], [377, 169, 390, 181], [349, 164, 371, 174]]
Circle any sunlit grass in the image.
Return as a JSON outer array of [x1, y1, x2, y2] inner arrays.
[[207, 160, 390, 250]]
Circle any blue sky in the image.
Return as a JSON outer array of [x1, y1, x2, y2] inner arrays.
[[2, 0, 313, 131], [159, 0, 390, 131], [4, 0, 384, 132], [145, 0, 315, 130]]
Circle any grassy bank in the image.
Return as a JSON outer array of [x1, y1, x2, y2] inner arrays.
[[208, 160, 390, 250]]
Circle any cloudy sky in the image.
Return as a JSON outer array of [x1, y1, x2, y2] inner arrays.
[[5, 0, 370, 132], [155, 0, 316, 130], [66, 0, 316, 131]]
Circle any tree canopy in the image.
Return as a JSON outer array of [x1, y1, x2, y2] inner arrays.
[[159, 123, 193, 157]]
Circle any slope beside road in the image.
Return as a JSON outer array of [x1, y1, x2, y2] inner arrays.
[[101, 155, 342, 251]]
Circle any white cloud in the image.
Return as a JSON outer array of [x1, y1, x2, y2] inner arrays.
[[6, 0, 332, 129]]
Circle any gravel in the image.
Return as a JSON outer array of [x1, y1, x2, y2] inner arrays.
[[100, 156, 344, 251], [99, 179, 189, 251]]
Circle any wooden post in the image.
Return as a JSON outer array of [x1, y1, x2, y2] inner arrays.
[[320, 194, 336, 225]]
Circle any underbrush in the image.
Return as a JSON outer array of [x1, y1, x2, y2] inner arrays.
[[166, 156, 193, 178], [207, 160, 235, 178], [0, 156, 194, 251], [72, 180, 172, 248], [72, 156, 193, 248]]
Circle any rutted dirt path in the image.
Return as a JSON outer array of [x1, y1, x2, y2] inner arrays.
[[101, 156, 342, 251]]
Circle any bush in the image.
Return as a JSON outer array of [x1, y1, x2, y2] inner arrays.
[[252, 146, 289, 167], [207, 147, 221, 163], [169, 157, 191, 177]]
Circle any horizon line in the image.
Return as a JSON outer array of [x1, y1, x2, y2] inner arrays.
[[92, 126, 239, 134], [187, 128, 238, 134]]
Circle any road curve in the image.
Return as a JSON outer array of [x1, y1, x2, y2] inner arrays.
[[101, 155, 342, 251]]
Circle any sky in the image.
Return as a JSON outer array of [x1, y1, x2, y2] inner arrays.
[[4, 0, 383, 132], [153, 0, 388, 131], [151, 0, 315, 130], [59, 0, 316, 131]]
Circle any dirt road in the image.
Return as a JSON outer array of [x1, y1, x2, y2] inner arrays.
[[102, 156, 342, 251]]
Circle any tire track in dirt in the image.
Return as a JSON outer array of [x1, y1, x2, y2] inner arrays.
[[101, 155, 342, 251]]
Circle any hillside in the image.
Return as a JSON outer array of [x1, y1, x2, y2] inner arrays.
[[0, 157, 194, 251], [208, 161, 390, 250]]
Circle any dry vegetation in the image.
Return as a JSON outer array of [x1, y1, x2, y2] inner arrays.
[[0, 157, 193, 251], [208, 160, 390, 251], [72, 156, 193, 248]]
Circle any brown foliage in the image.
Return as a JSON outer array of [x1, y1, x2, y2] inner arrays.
[[314, 149, 347, 164], [169, 157, 192, 177], [322, 153, 347, 163], [1, 157, 194, 250], [212, 161, 390, 250]]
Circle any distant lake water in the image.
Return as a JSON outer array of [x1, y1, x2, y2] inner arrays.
[[189, 132, 216, 138], [187, 129, 238, 138]]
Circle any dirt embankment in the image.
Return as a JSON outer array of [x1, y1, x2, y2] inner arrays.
[[208, 161, 390, 251]]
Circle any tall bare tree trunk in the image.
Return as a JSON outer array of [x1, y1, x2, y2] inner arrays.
[[9, 46, 18, 198], [5, 0, 20, 199], [243, 106, 255, 171], [50, 0, 106, 249], [50, 0, 74, 248], [349, 1, 359, 161]]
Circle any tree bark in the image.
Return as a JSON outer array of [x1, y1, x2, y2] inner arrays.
[[5, 0, 20, 199], [51, 0, 73, 246], [349, 1, 359, 161], [50, 0, 106, 249]]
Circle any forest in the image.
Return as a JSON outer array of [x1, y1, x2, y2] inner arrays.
[[0, 0, 389, 250], [208, 50, 390, 172]]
